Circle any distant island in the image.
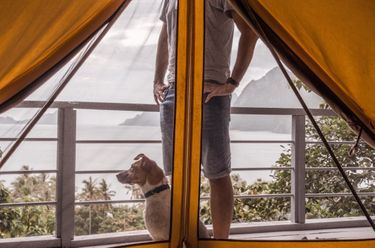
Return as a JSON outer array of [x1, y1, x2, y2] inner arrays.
[[0, 112, 57, 125], [121, 112, 160, 126], [0, 116, 21, 124]]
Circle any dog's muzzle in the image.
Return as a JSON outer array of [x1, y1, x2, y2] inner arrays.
[[116, 171, 128, 183]]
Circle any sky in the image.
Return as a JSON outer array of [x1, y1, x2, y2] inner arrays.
[[2, 0, 278, 125]]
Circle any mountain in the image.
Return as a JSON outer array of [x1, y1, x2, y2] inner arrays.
[[230, 67, 322, 133], [0, 111, 57, 125], [231, 92, 239, 104], [121, 112, 159, 126], [233, 67, 321, 108], [120, 67, 324, 132], [0, 116, 20, 124]]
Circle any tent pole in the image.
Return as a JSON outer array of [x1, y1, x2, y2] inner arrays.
[[0, 1, 130, 170], [236, 0, 375, 231]]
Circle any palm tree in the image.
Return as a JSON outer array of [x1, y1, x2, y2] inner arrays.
[[98, 179, 115, 211], [11, 165, 35, 201], [80, 177, 98, 201], [79, 177, 98, 235], [98, 179, 115, 201]]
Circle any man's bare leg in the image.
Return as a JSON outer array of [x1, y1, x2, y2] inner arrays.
[[209, 175, 233, 239]]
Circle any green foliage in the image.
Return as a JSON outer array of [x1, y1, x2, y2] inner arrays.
[[293, 79, 311, 92], [0, 172, 145, 238], [74, 176, 145, 236], [96, 205, 145, 234], [0, 166, 56, 238], [200, 173, 290, 224], [14, 205, 55, 237], [11, 166, 56, 202], [0, 181, 20, 238], [304, 116, 375, 218]]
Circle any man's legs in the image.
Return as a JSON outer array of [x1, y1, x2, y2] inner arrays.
[[209, 175, 233, 239], [201, 93, 233, 238], [160, 86, 175, 175]]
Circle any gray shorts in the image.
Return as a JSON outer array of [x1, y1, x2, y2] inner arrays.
[[160, 85, 231, 179]]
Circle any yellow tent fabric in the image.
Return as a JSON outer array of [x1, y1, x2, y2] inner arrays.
[[240, 0, 375, 146], [0, 0, 374, 247], [0, 0, 124, 109]]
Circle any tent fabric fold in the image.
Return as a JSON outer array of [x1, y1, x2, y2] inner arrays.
[[0, 0, 124, 110], [239, 0, 375, 146]]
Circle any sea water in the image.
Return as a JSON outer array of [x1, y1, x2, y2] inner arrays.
[[0, 124, 291, 200]]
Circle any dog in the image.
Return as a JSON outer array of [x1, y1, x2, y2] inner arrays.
[[116, 153, 210, 241]]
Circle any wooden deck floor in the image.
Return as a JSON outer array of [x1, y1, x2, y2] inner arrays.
[[230, 227, 375, 240], [83, 227, 375, 247]]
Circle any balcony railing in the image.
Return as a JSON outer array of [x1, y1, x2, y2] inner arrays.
[[0, 100, 373, 247]]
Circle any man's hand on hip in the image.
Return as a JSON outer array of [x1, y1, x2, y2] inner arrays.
[[153, 82, 168, 105], [204, 82, 236, 103]]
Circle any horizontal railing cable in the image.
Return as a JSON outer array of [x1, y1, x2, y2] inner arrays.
[[0, 201, 56, 207], [75, 199, 145, 205], [0, 170, 57, 175], [200, 194, 293, 200], [306, 192, 375, 198]]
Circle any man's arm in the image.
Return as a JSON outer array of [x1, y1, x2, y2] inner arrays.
[[153, 23, 169, 104], [230, 11, 258, 84], [204, 11, 258, 103]]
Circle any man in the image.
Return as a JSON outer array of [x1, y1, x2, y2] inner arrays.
[[153, 0, 258, 239]]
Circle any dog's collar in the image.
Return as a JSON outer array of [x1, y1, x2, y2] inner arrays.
[[144, 184, 170, 198]]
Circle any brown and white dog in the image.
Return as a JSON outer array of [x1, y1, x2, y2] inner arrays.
[[116, 153, 209, 241]]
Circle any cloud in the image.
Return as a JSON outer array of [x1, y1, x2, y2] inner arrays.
[[6, 0, 280, 124]]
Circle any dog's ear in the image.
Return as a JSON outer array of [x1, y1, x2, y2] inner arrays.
[[144, 159, 164, 185], [134, 153, 146, 161], [134, 154, 149, 169]]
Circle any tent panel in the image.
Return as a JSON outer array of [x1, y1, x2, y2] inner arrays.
[[0, 0, 124, 107], [124, 243, 169, 248], [170, 0, 190, 246], [187, 0, 205, 246], [247, 0, 375, 137]]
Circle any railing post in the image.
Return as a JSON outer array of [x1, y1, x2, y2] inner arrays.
[[56, 107, 76, 247], [291, 115, 306, 224]]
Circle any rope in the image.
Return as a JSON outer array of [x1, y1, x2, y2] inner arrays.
[[349, 127, 363, 157]]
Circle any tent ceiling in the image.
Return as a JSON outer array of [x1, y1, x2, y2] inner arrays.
[[0, 0, 124, 110], [244, 0, 375, 145]]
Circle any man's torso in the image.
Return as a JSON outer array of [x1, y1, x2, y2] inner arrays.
[[161, 0, 234, 84]]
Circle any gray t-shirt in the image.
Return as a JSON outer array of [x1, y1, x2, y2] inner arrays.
[[160, 0, 234, 84]]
